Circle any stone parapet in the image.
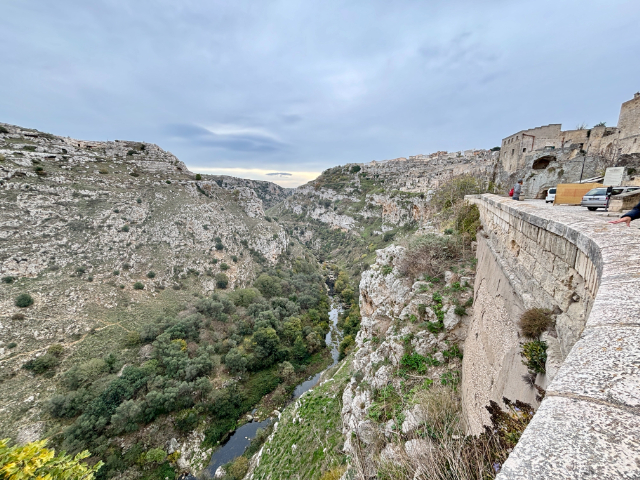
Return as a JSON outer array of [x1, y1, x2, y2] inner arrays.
[[467, 194, 640, 480]]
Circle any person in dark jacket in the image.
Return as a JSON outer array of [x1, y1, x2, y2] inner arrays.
[[512, 179, 523, 201], [609, 201, 640, 226]]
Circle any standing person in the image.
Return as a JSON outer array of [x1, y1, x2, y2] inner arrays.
[[609, 200, 640, 226], [512, 179, 523, 201]]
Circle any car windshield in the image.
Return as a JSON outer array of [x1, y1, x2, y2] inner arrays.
[[585, 188, 607, 196]]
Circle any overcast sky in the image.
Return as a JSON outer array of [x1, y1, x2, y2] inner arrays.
[[2, 1, 640, 187]]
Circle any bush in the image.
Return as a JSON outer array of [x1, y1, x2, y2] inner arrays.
[[231, 255, 238, 263], [521, 340, 547, 374], [166, 180, 171, 184], [381, 265, 393, 275], [454, 203, 480, 241], [121, 225, 130, 232], [23, 353, 59, 375], [15, 293, 34, 308], [430, 175, 485, 212], [147, 271, 156, 278], [227, 456, 249, 479], [7, 342, 17, 349], [454, 305, 467, 316], [215, 273, 229, 289], [519, 308, 553, 338], [11, 313, 25, 320], [0, 126, 8, 134], [397, 234, 464, 282], [126, 331, 141, 346], [195, 173, 202, 180], [47, 344, 64, 357], [350, 165, 361, 174], [1, 276, 15, 284], [0, 439, 102, 479], [383, 231, 395, 242], [136, 197, 142, 204], [133, 282, 144, 290], [220, 263, 230, 271]]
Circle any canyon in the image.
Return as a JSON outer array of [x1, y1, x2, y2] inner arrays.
[[1, 110, 639, 480]]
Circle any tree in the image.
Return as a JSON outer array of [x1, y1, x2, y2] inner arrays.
[[225, 348, 247, 375], [0, 438, 103, 479], [215, 273, 229, 289], [252, 328, 280, 359], [253, 274, 282, 298]]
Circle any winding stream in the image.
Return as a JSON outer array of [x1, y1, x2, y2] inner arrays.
[[204, 304, 342, 477]]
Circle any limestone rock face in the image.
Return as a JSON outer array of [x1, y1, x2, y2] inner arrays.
[[340, 243, 471, 474]]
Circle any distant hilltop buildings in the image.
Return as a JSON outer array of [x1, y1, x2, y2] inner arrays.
[[500, 92, 640, 173]]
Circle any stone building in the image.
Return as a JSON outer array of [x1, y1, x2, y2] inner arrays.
[[500, 92, 640, 174]]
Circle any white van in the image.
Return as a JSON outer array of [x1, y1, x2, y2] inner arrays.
[[545, 188, 556, 203]]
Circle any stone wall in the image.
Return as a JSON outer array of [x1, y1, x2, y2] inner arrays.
[[465, 194, 640, 479]]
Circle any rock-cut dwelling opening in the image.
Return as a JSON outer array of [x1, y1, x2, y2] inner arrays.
[[532, 155, 556, 170]]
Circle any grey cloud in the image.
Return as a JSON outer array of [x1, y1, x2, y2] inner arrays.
[[1, 0, 640, 178], [166, 124, 288, 154], [266, 172, 292, 177]]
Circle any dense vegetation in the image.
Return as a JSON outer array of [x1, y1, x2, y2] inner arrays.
[[40, 258, 332, 479]]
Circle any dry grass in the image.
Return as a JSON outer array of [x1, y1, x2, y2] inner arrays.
[[397, 234, 467, 282], [349, 386, 531, 480], [518, 308, 553, 338]]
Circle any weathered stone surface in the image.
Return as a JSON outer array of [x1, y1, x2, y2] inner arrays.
[[497, 396, 640, 480]]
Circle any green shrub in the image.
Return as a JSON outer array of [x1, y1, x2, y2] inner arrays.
[[454, 305, 467, 316], [133, 282, 144, 290], [444, 228, 454, 235], [166, 180, 171, 184], [215, 273, 229, 289], [126, 150, 137, 156], [23, 353, 59, 375], [121, 225, 130, 232], [231, 255, 238, 263], [147, 271, 156, 278], [136, 197, 142, 204], [7, 342, 17, 349], [215, 241, 224, 251], [454, 203, 480, 241], [521, 340, 547, 374], [220, 263, 230, 271], [126, 331, 141, 346], [0, 126, 8, 134], [195, 173, 202, 180], [113, 270, 120, 276], [227, 456, 249, 479], [24, 145, 37, 152], [15, 293, 34, 308], [350, 165, 361, 173], [381, 265, 393, 275], [383, 231, 395, 242], [1, 276, 15, 284], [519, 308, 553, 338], [47, 344, 64, 357]]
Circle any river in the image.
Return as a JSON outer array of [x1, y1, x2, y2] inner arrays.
[[204, 304, 342, 477]]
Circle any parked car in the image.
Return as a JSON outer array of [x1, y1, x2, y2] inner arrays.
[[581, 186, 640, 211], [545, 187, 556, 203]]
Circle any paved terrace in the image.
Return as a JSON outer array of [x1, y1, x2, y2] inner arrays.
[[470, 195, 640, 480]]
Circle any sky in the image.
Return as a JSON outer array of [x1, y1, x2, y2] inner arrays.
[[2, 1, 640, 187]]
